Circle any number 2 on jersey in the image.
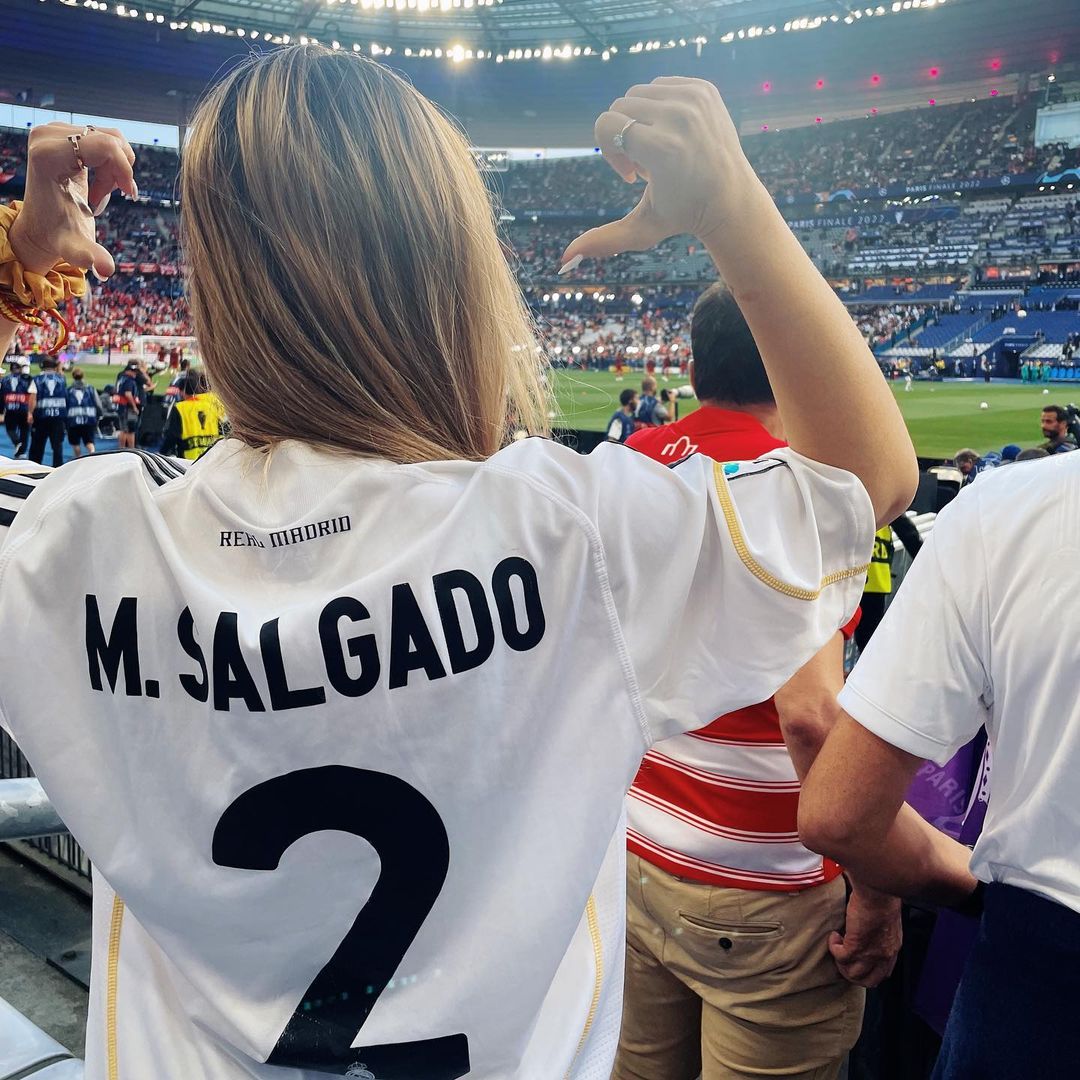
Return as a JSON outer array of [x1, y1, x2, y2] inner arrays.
[[213, 766, 470, 1077]]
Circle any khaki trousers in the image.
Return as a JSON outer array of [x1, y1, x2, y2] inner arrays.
[[613, 852, 864, 1080]]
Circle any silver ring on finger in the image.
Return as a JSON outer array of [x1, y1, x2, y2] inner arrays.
[[612, 118, 639, 151], [68, 133, 87, 171]]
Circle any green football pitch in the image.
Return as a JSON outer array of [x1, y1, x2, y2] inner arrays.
[[549, 370, 1064, 459], [66, 362, 1063, 460]]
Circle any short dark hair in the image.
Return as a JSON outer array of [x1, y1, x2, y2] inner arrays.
[[1043, 405, 1068, 423], [690, 283, 774, 406], [181, 370, 209, 396], [619, 388, 637, 408]]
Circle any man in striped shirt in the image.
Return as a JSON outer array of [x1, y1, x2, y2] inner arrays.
[[616, 284, 902, 1080]]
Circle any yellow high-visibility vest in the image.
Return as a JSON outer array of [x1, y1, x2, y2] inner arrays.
[[865, 526, 893, 594], [173, 395, 223, 461]]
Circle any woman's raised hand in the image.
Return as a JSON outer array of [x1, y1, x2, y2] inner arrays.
[[560, 77, 764, 269], [9, 122, 137, 282]]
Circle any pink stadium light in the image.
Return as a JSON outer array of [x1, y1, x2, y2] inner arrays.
[[762, 81, 772, 92], [761, 123, 769, 130], [815, 78, 825, 89], [929, 67, 939, 78], [990, 88, 999, 97], [990, 58, 1002, 71], [928, 98, 936, 105], [815, 116, 823, 124], [871, 74, 881, 85]]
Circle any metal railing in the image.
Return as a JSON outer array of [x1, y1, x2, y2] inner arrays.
[[0, 731, 91, 883]]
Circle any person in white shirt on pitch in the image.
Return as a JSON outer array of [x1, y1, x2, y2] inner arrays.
[[0, 52, 928, 1080], [800, 456, 1080, 1077]]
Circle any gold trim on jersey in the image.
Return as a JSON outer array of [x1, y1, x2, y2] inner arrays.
[[564, 895, 602, 1079], [107, 895, 125, 1080], [0, 468, 50, 479], [713, 460, 869, 600]]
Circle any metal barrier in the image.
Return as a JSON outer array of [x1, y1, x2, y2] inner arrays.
[[0, 731, 91, 884], [0, 779, 66, 842]]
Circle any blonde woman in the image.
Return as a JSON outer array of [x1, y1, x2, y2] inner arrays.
[[0, 50, 940, 1080]]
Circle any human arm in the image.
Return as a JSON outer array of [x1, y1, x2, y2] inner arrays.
[[799, 714, 977, 905], [561, 78, 917, 525], [774, 632, 902, 987], [25, 383, 35, 425], [798, 494, 987, 906]]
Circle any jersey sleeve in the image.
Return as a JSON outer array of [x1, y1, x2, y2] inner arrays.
[[502, 440, 874, 745], [839, 488, 992, 765], [0, 458, 54, 735], [619, 449, 874, 742], [0, 459, 51, 541]]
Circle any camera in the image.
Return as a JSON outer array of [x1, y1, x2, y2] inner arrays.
[[1066, 404, 1080, 448]]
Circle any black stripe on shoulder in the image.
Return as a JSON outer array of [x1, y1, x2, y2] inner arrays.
[[726, 460, 789, 483], [665, 454, 697, 470], [64, 448, 184, 488], [145, 451, 187, 479], [0, 478, 35, 500], [0, 507, 16, 528], [131, 450, 174, 487]]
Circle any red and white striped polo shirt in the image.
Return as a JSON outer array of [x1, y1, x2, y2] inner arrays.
[[626, 407, 848, 892]]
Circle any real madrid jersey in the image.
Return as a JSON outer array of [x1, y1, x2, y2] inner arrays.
[[0, 438, 872, 1080]]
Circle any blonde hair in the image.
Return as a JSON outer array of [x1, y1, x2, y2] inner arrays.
[[181, 46, 549, 462]]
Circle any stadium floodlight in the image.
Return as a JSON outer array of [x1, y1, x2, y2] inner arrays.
[[631, 293, 643, 306]]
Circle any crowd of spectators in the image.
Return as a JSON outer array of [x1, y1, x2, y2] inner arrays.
[[487, 92, 1077, 211], [539, 307, 691, 368], [13, 277, 190, 356], [3, 90, 1079, 356], [2, 90, 1077, 219], [853, 304, 926, 346]]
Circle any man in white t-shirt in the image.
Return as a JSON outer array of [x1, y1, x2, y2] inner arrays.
[[800, 453, 1080, 1078]]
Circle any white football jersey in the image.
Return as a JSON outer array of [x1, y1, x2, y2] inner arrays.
[[0, 438, 872, 1080]]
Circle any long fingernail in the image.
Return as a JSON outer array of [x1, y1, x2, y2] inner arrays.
[[130, 181, 139, 201], [93, 193, 111, 217], [91, 268, 108, 282], [558, 254, 583, 275]]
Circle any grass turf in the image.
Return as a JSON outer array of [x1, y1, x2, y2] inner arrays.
[[21, 362, 1066, 461], [550, 370, 1065, 459]]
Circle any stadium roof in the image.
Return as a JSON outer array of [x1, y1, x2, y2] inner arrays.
[[2, 0, 1077, 143], [25, 0, 943, 59]]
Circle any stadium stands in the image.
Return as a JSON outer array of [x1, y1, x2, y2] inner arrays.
[[2, 93, 1079, 360]]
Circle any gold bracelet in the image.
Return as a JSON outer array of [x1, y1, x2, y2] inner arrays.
[[0, 201, 88, 310]]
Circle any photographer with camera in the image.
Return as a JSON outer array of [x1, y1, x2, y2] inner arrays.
[[1040, 405, 1078, 455]]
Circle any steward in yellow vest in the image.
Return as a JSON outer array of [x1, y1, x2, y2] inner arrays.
[[161, 371, 225, 461], [866, 526, 894, 595]]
